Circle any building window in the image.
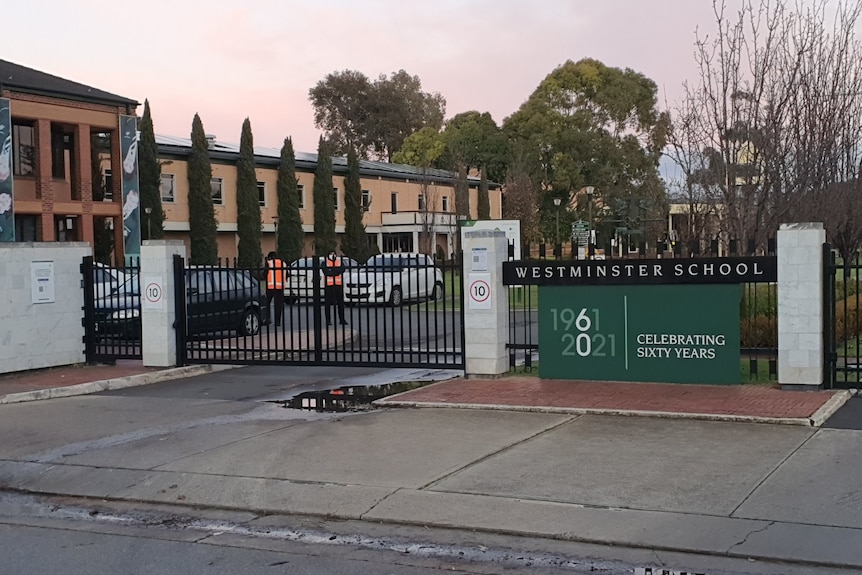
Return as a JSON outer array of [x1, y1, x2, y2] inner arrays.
[[441, 196, 449, 212], [418, 193, 426, 211], [211, 177, 223, 205], [257, 181, 266, 206], [12, 122, 35, 176], [361, 189, 370, 211], [333, 187, 339, 211], [390, 192, 398, 214], [51, 129, 69, 179], [297, 184, 305, 209], [101, 168, 114, 202], [160, 173, 175, 203]]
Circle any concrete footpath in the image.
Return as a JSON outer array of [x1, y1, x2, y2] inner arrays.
[[0, 362, 861, 570]]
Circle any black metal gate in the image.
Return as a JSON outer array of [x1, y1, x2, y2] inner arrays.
[[824, 245, 861, 389], [174, 254, 465, 369], [81, 256, 142, 363]]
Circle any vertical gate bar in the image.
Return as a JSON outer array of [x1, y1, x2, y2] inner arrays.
[[312, 256, 323, 363], [81, 256, 96, 364], [844, 252, 862, 383], [458, 252, 466, 369], [173, 255, 187, 367], [822, 244, 835, 389]]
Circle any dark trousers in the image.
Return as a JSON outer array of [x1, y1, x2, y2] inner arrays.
[[324, 284, 346, 325], [266, 288, 285, 327]]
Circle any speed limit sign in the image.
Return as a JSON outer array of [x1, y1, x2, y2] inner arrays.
[[143, 276, 164, 309], [468, 273, 492, 310]]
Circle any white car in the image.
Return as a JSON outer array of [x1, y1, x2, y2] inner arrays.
[[285, 256, 359, 302], [93, 263, 127, 298], [344, 253, 444, 306]]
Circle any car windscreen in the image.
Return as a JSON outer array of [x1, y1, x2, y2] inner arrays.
[[366, 256, 405, 270], [111, 275, 140, 296]]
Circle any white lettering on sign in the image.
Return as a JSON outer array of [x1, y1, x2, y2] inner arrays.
[[143, 276, 164, 309], [468, 273, 492, 310]]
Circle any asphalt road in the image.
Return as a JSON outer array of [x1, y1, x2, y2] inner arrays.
[[0, 488, 843, 575]]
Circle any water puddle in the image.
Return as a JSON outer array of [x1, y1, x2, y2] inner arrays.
[[272, 381, 430, 412]]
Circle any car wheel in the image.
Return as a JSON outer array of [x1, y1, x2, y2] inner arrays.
[[389, 286, 403, 307], [430, 282, 443, 301], [239, 308, 261, 336]]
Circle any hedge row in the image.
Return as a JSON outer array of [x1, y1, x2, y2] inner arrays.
[[740, 315, 777, 348], [741, 294, 861, 348]]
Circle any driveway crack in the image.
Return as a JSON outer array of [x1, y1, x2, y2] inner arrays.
[[726, 520, 775, 553]]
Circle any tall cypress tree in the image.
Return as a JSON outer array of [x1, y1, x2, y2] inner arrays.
[[312, 136, 336, 256], [277, 136, 304, 263], [139, 99, 165, 240], [188, 114, 218, 264], [340, 146, 369, 262], [478, 169, 491, 220], [236, 118, 262, 267]]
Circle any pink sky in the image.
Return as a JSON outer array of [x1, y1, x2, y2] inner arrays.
[[7, 1, 739, 153]]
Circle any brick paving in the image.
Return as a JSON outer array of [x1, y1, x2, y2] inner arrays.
[[0, 361, 159, 396], [0, 363, 844, 422], [380, 377, 840, 420]]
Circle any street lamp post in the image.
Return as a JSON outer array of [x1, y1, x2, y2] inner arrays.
[[585, 186, 594, 258], [144, 207, 152, 240], [272, 216, 279, 253], [553, 197, 562, 258]]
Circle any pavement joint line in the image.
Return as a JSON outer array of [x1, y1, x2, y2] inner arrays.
[[376, 400, 823, 426]]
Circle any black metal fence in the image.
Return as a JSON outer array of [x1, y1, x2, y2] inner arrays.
[[81, 256, 142, 363], [175, 254, 465, 369], [824, 248, 861, 389], [506, 240, 778, 382], [525, 237, 776, 261]]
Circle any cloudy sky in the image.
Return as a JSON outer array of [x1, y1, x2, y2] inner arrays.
[[6, 1, 753, 153]]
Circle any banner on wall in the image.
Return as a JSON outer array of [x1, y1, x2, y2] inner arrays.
[[0, 98, 14, 242], [119, 115, 141, 260]]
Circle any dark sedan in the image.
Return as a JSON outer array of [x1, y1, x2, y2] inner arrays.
[[94, 268, 268, 339]]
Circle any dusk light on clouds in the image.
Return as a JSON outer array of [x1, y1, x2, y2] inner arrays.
[[2, 1, 818, 153]]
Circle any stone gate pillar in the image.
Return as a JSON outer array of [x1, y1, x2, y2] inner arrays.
[[777, 223, 826, 389], [462, 230, 509, 378], [140, 240, 186, 367]]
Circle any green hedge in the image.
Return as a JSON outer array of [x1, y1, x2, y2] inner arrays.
[[741, 294, 862, 348]]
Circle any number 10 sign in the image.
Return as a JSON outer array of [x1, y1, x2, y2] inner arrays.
[[468, 273, 492, 310]]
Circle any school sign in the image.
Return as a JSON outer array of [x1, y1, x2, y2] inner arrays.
[[502, 257, 777, 385]]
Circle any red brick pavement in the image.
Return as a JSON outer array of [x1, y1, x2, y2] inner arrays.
[[379, 377, 840, 420], [0, 361, 160, 396], [0, 363, 844, 422]]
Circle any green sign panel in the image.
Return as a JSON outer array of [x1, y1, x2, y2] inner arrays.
[[539, 284, 741, 384], [571, 220, 589, 244]]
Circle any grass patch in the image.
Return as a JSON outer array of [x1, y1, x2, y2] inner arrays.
[[741, 357, 778, 383], [510, 361, 540, 376]]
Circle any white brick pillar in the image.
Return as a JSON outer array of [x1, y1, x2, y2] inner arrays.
[[140, 240, 186, 367], [462, 230, 509, 377], [778, 223, 826, 390]]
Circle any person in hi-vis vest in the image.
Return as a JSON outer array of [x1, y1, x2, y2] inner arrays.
[[265, 252, 287, 327], [323, 250, 347, 326]]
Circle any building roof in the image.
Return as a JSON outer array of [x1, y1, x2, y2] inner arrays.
[[155, 134, 500, 188], [0, 59, 139, 107]]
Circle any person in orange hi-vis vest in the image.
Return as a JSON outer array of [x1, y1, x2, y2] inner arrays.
[[265, 251, 287, 327], [323, 250, 347, 326]]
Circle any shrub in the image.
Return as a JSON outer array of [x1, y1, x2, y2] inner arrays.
[[741, 315, 777, 348], [834, 295, 861, 343]]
